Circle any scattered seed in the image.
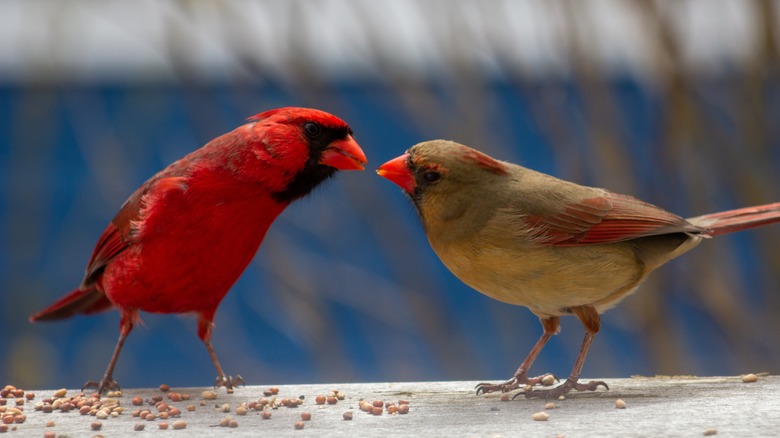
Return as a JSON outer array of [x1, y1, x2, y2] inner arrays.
[[91, 421, 102, 430], [398, 400, 410, 405], [387, 405, 398, 414], [315, 395, 326, 405], [261, 410, 272, 420], [343, 410, 353, 420], [134, 423, 145, 431], [294, 421, 304, 430], [159, 384, 170, 392], [541, 375, 556, 386], [186, 405, 196, 412], [131, 397, 143, 406], [236, 406, 248, 416], [532, 412, 550, 421], [545, 402, 556, 410], [167, 392, 182, 402], [326, 396, 338, 405], [145, 413, 156, 421], [300, 412, 312, 421], [0, 424, 6, 433], [96, 411, 109, 420], [558, 395, 565, 401], [53, 389, 67, 398], [499, 394, 510, 402], [169, 407, 181, 417], [372, 407, 383, 416], [43, 432, 55, 438], [218, 417, 230, 427], [181, 393, 191, 401], [158, 422, 169, 430], [615, 399, 626, 409], [372, 400, 384, 408], [151, 395, 163, 403], [704, 428, 718, 436], [397, 404, 410, 415], [24, 393, 34, 401], [742, 374, 758, 383], [157, 402, 169, 412], [228, 419, 238, 428], [79, 405, 91, 415], [172, 420, 187, 430], [159, 412, 169, 420], [269, 387, 280, 395], [220, 403, 231, 413], [46, 420, 55, 427], [202, 390, 217, 400]]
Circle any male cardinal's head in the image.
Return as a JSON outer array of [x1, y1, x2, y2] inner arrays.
[[249, 107, 367, 202], [377, 140, 508, 222]]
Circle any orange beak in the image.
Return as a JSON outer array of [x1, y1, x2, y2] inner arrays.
[[377, 153, 416, 194], [320, 135, 367, 171]]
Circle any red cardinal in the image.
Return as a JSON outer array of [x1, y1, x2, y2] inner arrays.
[[30, 107, 367, 394], [377, 139, 780, 398]]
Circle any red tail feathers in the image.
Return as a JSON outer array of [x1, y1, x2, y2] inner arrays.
[[29, 287, 113, 322], [687, 202, 780, 237]]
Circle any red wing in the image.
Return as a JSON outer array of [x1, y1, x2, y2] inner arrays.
[[525, 193, 703, 246], [82, 176, 188, 286]]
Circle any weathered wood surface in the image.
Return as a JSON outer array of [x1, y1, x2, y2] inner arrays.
[[4, 375, 778, 437]]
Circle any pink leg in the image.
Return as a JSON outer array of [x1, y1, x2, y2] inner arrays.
[[520, 305, 608, 399], [83, 309, 137, 395], [198, 313, 243, 393], [476, 316, 561, 395]]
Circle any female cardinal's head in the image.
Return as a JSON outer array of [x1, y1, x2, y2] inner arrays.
[[377, 140, 509, 224]]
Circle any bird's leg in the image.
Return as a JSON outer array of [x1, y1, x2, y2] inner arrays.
[[519, 305, 608, 399], [198, 314, 243, 393], [476, 316, 561, 395], [83, 309, 137, 395]]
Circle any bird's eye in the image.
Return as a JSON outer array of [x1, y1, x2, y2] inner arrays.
[[303, 122, 321, 138], [423, 171, 441, 183]]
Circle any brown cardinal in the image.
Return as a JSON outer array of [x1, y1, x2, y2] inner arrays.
[[377, 139, 780, 399], [30, 107, 366, 394]]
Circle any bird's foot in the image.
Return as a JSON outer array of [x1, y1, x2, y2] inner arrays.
[[515, 378, 608, 400], [214, 374, 244, 394], [476, 373, 558, 395], [82, 376, 121, 396]]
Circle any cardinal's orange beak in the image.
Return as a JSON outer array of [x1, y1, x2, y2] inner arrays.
[[377, 153, 415, 194], [320, 135, 367, 171]]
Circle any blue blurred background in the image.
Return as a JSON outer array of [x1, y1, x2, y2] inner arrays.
[[2, 0, 779, 390]]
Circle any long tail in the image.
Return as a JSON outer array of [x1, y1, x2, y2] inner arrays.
[[687, 202, 780, 237], [29, 287, 113, 322]]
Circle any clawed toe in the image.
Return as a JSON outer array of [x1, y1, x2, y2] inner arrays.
[[82, 377, 121, 395], [516, 378, 609, 399], [476, 373, 558, 395], [214, 374, 244, 393], [476, 378, 520, 395]]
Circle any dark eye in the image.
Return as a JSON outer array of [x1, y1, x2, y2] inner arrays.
[[303, 122, 321, 138], [423, 171, 441, 183]]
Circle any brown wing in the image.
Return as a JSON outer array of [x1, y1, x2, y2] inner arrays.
[[525, 192, 704, 246]]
